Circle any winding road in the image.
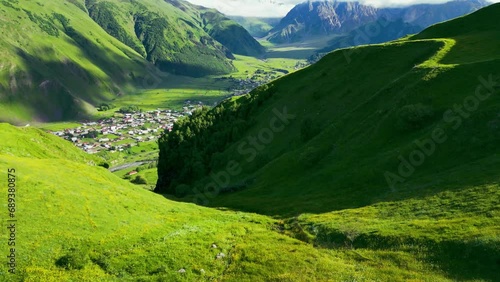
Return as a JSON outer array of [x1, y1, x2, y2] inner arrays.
[[109, 160, 156, 172]]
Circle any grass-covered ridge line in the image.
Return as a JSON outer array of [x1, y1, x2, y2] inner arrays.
[[199, 9, 266, 56]]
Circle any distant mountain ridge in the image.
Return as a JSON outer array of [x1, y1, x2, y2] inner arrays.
[[229, 16, 281, 38], [268, 0, 490, 43], [269, 1, 379, 43], [199, 9, 266, 56], [315, 18, 422, 55]]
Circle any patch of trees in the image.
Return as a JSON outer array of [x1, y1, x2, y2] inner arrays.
[[97, 102, 115, 111], [52, 13, 92, 50], [275, 69, 290, 74], [118, 105, 140, 114], [131, 175, 147, 185], [1, 0, 20, 11], [155, 84, 276, 195], [55, 247, 89, 270], [23, 10, 60, 37], [87, 2, 145, 56], [98, 162, 110, 169], [52, 13, 69, 28], [84, 131, 99, 139]]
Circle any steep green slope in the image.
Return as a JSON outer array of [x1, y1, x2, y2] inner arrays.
[[0, 124, 458, 281], [412, 2, 500, 64], [156, 4, 500, 280], [156, 1, 500, 215], [199, 9, 266, 56], [0, 0, 264, 124], [0, 0, 150, 123], [86, 0, 266, 73], [0, 123, 100, 163], [168, 0, 266, 57], [85, 0, 236, 77]]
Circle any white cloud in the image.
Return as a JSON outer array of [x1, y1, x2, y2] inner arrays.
[[185, 0, 297, 17], [184, 0, 499, 17], [357, 0, 499, 8]]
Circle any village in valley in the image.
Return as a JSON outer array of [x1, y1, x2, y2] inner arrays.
[[47, 67, 298, 165], [49, 102, 202, 155]]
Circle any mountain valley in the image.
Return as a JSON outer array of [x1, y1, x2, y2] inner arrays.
[[0, 1, 499, 281]]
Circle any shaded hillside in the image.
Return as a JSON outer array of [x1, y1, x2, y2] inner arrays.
[[85, 0, 235, 77], [0, 0, 150, 123], [0, 123, 466, 281], [313, 18, 422, 59], [199, 9, 266, 56], [155, 5, 500, 279], [157, 2, 500, 215]]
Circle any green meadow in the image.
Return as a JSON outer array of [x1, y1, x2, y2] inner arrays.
[[0, 2, 499, 282], [0, 123, 460, 281]]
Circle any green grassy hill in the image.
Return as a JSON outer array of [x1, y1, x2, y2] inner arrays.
[[0, 124, 465, 281], [199, 9, 266, 57], [0, 123, 100, 163], [156, 4, 500, 280], [85, 0, 235, 77], [0, 0, 265, 123], [0, 0, 150, 123], [0, 3, 498, 282]]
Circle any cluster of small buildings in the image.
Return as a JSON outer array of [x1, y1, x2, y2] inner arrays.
[[50, 106, 201, 154], [222, 68, 292, 97]]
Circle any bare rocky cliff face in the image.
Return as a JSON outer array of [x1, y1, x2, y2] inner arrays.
[[269, 1, 379, 43], [268, 0, 489, 43]]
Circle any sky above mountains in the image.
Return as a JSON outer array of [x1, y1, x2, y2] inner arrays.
[[184, 0, 499, 17]]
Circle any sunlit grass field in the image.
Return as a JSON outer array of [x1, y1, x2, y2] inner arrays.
[[0, 123, 459, 281], [1, 3, 499, 282]]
